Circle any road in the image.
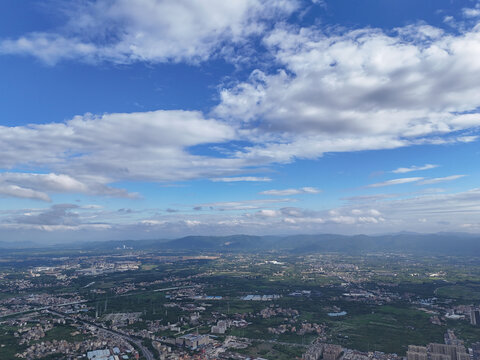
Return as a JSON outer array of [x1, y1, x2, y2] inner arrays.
[[152, 285, 196, 292], [0, 300, 89, 318], [0, 285, 196, 318], [49, 309, 155, 360]]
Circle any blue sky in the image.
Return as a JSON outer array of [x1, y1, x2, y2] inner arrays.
[[1, 0, 480, 242]]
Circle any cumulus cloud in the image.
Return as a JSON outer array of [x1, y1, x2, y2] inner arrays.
[[4, 187, 480, 240], [0, 110, 242, 192], [260, 187, 320, 195], [0, 203, 113, 235], [2, 6, 480, 240], [10, 204, 81, 226], [3, 19, 480, 202], [463, 3, 480, 18], [252, 206, 385, 227], [256, 209, 279, 217], [0, 172, 133, 201], [0, 0, 299, 65], [0, 172, 92, 202], [243, 188, 480, 232], [125, 205, 386, 236], [392, 164, 438, 173], [215, 22, 480, 163]]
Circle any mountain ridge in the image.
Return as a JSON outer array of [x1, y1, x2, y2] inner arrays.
[[1, 232, 479, 255]]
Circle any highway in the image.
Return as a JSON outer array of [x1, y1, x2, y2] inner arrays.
[[48, 309, 155, 360], [0, 284, 196, 319], [0, 300, 89, 318]]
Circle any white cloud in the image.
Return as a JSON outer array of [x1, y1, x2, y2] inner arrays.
[[2, 7, 480, 240], [392, 164, 438, 173], [0, 110, 241, 192], [4, 187, 480, 240], [82, 204, 103, 210], [211, 176, 272, 182], [2, 19, 480, 203], [464, 8, 480, 18], [0, 185, 51, 202], [215, 23, 480, 163], [0, 173, 88, 192], [342, 194, 400, 203], [0, 172, 138, 201], [456, 135, 479, 143], [418, 175, 466, 185], [0, 223, 111, 232], [1, 203, 112, 232], [366, 177, 424, 188], [256, 209, 279, 217], [463, 4, 480, 18], [243, 187, 480, 233], [260, 187, 320, 195], [368, 188, 480, 222], [197, 198, 295, 211], [0, 0, 299, 65]]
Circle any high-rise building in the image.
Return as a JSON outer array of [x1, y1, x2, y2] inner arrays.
[[427, 343, 467, 360], [429, 354, 450, 360], [302, 343, 324, 360], [407, 346, 428, 360], [472, 342, 480, 360], [408, 342, 468, 360], [211, 320, 227, 334], [457, 353, 470, 360], [323, 344, 343, 360], [471, 309, 480, 326]]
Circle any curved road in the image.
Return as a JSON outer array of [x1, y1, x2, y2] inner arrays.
[[49, 309, 155, 360]]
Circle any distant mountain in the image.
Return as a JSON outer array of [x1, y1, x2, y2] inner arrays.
[[75, 232, 480, 255], [0, 240, 40, 249], [161, 234, 267, 250], [280, 233, 480, 255], [2, 233, 479, 255]]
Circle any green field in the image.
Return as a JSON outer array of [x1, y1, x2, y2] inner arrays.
[[0, 327, 27, 359], [236, 341, 304, 360], [327, 305, 445, 354], [436, 284, 480, 301], [41, 324, 87, 343]]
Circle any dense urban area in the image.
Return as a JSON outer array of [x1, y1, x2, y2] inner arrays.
[[1, 239, 479, 360]]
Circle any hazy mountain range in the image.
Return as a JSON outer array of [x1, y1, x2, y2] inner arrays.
[[1, 233, 479, 255]]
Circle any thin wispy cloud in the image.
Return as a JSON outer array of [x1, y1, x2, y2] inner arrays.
[[392, 164, 438, 174], [366, 177, 424, 188], [260, 187, 321, 196], [211, 177, 272, 182], [341, 194, 400, 203], [197, 198, 295, 211], [0, 185, 51, 202], [418, 175, 466, 185]]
